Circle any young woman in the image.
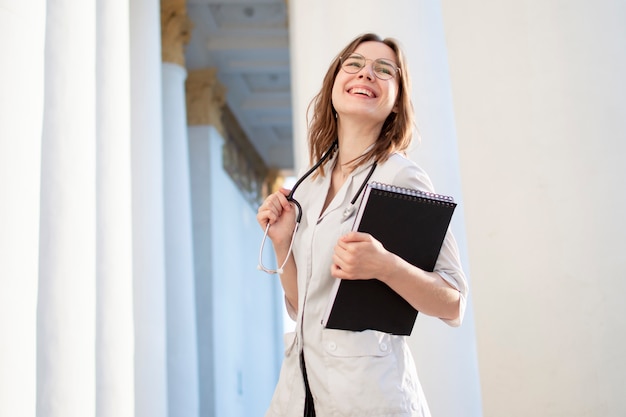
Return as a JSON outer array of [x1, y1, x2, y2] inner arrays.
[[257, 33, 468, 417]]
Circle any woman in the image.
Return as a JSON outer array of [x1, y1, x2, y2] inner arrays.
[[257, 33, 468, 417]]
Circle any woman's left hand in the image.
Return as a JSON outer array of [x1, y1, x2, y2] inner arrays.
[[331, 231, 397, 281]]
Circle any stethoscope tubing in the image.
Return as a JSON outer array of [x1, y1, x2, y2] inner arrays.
[[285, 140, 339, 223], [257, 140, 376, 274]]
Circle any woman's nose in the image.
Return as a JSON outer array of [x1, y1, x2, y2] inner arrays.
[[358, 64, 375, 80]]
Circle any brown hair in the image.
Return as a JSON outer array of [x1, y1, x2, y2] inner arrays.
[[306, 33, 416, 174]]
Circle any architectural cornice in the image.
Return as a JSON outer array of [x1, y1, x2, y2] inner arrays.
[[186, 68, 227, 135], [161, 0, 192, 66]]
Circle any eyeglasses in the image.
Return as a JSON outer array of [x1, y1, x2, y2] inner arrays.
[[340, 53, 400, 80]]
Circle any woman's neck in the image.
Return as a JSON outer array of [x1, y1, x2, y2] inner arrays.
[[336, 117, 381, 167]]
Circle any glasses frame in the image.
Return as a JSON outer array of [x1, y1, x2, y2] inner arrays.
[[339, 53, 401, 80]]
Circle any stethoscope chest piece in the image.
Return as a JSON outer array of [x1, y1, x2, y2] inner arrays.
[[342, 204, 357, 221]]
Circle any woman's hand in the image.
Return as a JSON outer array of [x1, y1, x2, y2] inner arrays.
[[331, 231, 397, 281], [256, 188, 297, 248], [332, 231, 461, 322], [257, 188, 300, 311]]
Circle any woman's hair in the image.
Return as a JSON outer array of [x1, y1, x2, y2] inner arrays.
[[306, 33, 416, 174]]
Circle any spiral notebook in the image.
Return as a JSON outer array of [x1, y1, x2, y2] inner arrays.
[[322, 182, 457, 335]]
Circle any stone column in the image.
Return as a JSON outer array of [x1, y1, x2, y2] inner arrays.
[[95, 1, 134, 417], [37, 0, 97, 416], [185, 67, 226, 417], [0, 2, 45, 416], [288, 1, 482, 416], [401, 4, 483, 417], [130, 0, 168, 416], [160, 1, 199, 416]]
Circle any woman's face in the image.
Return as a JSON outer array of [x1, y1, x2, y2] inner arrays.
[[331, 41, 400, 126]]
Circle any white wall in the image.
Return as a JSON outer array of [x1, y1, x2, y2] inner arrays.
[[441, 1, 626, 416]]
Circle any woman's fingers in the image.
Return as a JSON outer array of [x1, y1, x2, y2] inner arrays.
[[257, 189, 291, 225], [332, 233, 389, 279], [257, 189, 297, 247]]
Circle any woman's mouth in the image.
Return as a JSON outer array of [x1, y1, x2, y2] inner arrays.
[[348, 87, 376, 98]]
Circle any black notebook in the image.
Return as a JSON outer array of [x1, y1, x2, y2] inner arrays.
[[322, 182, 457, 336]]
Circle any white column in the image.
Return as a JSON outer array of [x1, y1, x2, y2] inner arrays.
[[289, 1, 482, 416], [95, 0, 134, 416], [401, 4, 482, 417], [162, 61, 200, 417], [185, 69, 225, 417], [37, 0, 97, 416], [0, 2, 45, 416], [160, 2, 200, 411], [129, 0, 168, 416], [188, 125, 218, 417]]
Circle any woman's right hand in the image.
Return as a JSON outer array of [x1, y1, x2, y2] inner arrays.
[[256, 188, 297, 247], [257, 188, 300, 309]]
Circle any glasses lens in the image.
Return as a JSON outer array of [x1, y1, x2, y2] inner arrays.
[[342, 55, 365, 73], [373, 60, 396, 80]]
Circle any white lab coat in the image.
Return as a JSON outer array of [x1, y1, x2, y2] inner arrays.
[[265, 153, 468, 417]]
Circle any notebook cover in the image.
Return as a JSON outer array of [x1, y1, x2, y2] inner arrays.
[[323, 183, 456, 335]]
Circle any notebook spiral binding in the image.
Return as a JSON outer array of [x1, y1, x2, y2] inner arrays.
[[369, 182, 456, 207]]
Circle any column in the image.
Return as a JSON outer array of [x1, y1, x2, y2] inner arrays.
[[186, 68, 226, 417], [401, 4, 483, 417], [129, 0, 168, 415], [288, 1, 482, 416], [187, 69, 285, 416], [0, 2, 45, 416], [95, 0, 134, 416], [160, 1, 199, 416], [37, 0, 97, 416]]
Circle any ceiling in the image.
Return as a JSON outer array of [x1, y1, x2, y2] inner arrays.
[[185, 0, 294, 171]]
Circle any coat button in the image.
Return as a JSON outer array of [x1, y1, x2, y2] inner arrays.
[[327, 342, 337, 351], [379, 342, 388, 352]]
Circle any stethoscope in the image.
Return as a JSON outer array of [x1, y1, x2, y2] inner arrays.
[[257, 139, 377, 274]]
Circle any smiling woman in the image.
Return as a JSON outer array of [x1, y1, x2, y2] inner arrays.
[[256, 33, 468, 417], [331, 41, 402, 137]]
